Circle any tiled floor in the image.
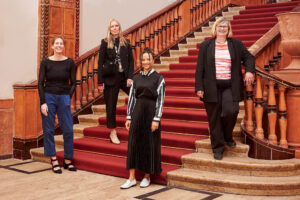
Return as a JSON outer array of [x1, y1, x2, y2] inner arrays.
[[0, 159, 299, 200]]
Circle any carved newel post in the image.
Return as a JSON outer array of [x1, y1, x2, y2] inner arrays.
[[273, 12, 300, 151]]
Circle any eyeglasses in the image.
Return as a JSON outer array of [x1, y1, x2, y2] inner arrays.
[[217, 25, 228, 29]]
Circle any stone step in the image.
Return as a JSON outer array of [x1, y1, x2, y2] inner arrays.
[[181, 152, 300, 177], [222, 10, 240, 17], [178, 43, 197, 50], [160, 57, 179, 64], [201, 26, 212, 33], [186, 37, 205, 44], [228, 6, 245, 12], [92, 104, 106, 115], [73, 124, 91, 137], [167, 168, 300, 195], [195, 138, 249, 157], [153, 63, 170, 72], [194, 32, 212, 37], [169, 50, 188, 57], [78, 114, 103, 126], [30, 147, 51, 163]]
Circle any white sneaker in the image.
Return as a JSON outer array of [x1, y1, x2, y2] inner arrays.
[[140, 178, 150, 188], [120, 179, 136, 189]]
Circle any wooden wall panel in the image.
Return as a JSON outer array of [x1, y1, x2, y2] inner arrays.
[[38, 0, 80, 75]]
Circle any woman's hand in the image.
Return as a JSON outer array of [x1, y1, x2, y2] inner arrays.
[[196, 90, 204, 98], [41, 103, 48, 116], [151, 121, 159, 132], [127, 79, 133, 87], [98, 84, 104, 93], [244, 72, 254, 85], [125, 120, 131, 130]]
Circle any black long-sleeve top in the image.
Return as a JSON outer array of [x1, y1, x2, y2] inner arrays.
[[38, 58, 76, 105], [127, 69, 165, 122]]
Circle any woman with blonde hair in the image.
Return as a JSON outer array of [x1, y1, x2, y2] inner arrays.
[[195, 17, 255, 160], [98, 19, 134, 144]]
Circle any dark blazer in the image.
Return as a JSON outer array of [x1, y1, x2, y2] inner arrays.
[[98, 38, 134, 86], [195, 38, 255, 102]]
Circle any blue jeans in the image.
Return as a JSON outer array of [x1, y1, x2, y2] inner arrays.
[[41, 93, 74, 159]]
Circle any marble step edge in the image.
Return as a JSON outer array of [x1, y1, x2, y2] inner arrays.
[[195, 138, 249, 157], [73, 123, 93, 137], [228, 6, 245, 12], [160, 57, 179, 64], [30, 147, 63, 164], [181, 152, 300, 177], [167, 168, 300, 196]]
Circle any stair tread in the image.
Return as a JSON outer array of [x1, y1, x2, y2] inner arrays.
[[168, 168, 300, 186], [183, 152, 300, 169]]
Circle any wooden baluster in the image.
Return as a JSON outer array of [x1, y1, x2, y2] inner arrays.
[[154, 19, 159, 55], [166, 12, 170, 47], [278, 86, 288, 148], [93, 54, 99, 97], [81, 60, 88, 105], [130, 31, 137, 70], [254, 75, 264, 139], [145, 23, 150, 49], [71, 94, 75, 112], [135, 30, 141, 69], [162, 14, 167, 49], [140, 26, 145, 53], [158, 17, 163, 52], [75, 63, 82, 110], [174, 7, 179, 41], [207, 0, 211, 17], [150, 21, 155, 51], [170, 10, 174, 44], [205, 0, 209, 20], [199, 0, 203, 24], [87, 57, 93, 101], [195, 0, 199, 26], [245, 82, 254, 132], [192, 0, 197, 28], [190, 0, 194, 29], [267, 81, 277, 144]]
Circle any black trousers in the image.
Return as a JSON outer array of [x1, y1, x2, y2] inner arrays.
[[204, 82, 239, 154], [104, 72, 130, 129]]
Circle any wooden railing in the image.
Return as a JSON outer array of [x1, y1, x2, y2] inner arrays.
[[71, 0, 230, 113], [243, 23, 300, 156]]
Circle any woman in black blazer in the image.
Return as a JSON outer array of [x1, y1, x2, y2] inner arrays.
[[195, 17, 255, 160], [98, 19, 134, 144]]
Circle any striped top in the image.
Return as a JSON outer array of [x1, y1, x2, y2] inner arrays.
[[215, 41, 231, 80]]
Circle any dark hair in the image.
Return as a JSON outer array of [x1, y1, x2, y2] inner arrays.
[[140, 48, 154, 61]]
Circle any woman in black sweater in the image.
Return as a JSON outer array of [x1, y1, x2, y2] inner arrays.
[[38, 36, 77, 173], [98, 19, 134, 144]]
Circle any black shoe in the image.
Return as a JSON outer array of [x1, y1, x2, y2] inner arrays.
[[50, 158, 62, 174], [226, 140, 236, 147], [63, 159, 77, 171], [214, 153, 223, 160]]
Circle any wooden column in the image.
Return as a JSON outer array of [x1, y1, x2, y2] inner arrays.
[[278, 86, 288, 148], [267, 81, 278, 144], [254, 75, 264, 139]]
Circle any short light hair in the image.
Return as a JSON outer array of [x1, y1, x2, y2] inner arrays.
[[211, 17, 232, 38]]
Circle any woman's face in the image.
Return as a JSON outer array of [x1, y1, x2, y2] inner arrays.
[[142, 53, 154, 72], [216, 22, 229, 38], [110, 20, 120, 37], [52, 38, 64, 54]]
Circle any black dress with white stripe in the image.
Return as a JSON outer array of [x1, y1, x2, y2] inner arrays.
[[126, 69, 165, 174]]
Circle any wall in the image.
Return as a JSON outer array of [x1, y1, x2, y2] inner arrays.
[[0, 0, 39, 99], [79, 0, 176, 55]]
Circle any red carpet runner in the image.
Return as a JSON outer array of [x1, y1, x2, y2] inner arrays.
[[57, 1, 300, 185]]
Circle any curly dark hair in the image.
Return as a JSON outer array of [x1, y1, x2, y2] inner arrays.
[[140, 47, 154, 62]]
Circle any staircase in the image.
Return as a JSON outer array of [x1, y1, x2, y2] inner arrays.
[[31, 0, 300, 195]]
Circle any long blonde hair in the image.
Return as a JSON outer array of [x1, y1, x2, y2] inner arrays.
[[211, 17, 232, 38], [105, 19, 128, 49]]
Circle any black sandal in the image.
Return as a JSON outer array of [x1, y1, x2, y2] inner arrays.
[[50, 158, 62, 174], [63, 158, 77, 171]]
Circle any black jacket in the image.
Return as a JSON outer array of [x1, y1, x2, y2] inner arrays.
[[98, 38, 134, 86], [195, 38, 255, 102]]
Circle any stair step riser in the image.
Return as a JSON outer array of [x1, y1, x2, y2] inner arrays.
[[167, 178, 300, 196]]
